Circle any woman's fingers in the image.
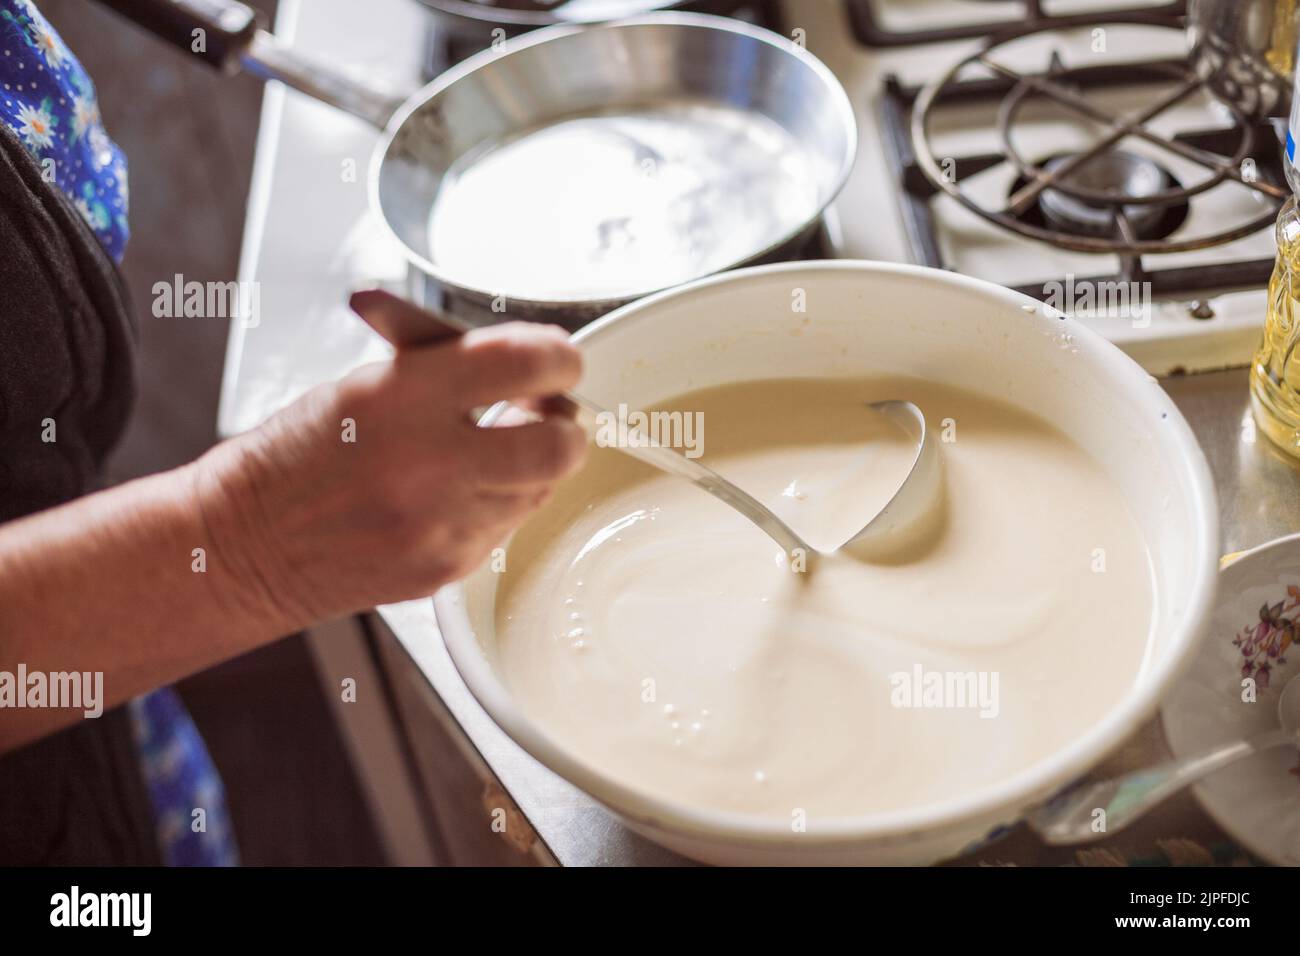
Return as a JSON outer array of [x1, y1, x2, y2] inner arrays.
[[492, 394, 579, 429], [466, 415, 588, 489], [449, 323, 582, 408], [474, 486, 556, 525], [349, 290, 583, 413], [506, 394, 579, 421]]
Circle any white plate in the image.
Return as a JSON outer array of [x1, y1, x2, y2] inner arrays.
[[1162, 533, 1300, 866]]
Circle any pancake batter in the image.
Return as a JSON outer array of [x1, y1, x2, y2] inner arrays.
[[494, 377, 1155, 820]]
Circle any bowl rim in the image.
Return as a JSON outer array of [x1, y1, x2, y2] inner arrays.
[[435, 259, 1221, 847], [368, 12, 859, 311]]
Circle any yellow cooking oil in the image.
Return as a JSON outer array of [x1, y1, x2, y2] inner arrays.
[[1253, 5, 1300, 457], [1253, 197, 1300, 456], [1268, 0, 1300, 78]]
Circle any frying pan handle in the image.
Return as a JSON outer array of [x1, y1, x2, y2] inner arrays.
[[94, 0, 260, 72], [92, 0, 408, 129]]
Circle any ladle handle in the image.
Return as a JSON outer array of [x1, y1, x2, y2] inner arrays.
[[1028, 727, 1298, 845], [93, 0, 407, 129], [350, 289, 597, 415], [351, 289, 470, 351]]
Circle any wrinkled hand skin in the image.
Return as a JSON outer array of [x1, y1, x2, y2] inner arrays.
[[195, 293, 587, 629]]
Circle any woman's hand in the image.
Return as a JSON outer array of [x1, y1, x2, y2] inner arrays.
[[0, 291, 586, 751], [194, 294, 587, 629]]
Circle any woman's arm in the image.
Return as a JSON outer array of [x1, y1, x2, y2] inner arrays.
[[0, 457, 289, 751], [0, 292, 587, 753]]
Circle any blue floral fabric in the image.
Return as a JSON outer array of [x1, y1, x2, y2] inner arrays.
[[0, 0, 128, 261], [128, 688, 240, 867], [1, 1, 239, 866]]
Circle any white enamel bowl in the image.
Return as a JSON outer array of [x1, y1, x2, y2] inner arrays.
[[434, 260, 1220, 865]]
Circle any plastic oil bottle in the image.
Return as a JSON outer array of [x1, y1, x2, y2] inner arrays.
[[1252, 32, 1300, 457]]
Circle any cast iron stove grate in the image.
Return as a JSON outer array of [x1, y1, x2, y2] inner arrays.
[[881, 18, 1288, 301]]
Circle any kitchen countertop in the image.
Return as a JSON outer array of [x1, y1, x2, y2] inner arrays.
[[221, 0, 1300, 865]]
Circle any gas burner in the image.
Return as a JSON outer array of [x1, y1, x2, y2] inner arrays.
[[882, 20, 1288, 299], [847, 0, 1187, 49], [1033, 150, 1188, 240]]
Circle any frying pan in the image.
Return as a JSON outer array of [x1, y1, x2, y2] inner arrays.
[[94, 0, 857, 327]]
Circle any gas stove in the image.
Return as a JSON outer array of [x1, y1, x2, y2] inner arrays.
[[417, 0, 1282, 375]]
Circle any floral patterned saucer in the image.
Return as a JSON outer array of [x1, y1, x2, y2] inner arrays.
[[1161, 532, 1300, 866]]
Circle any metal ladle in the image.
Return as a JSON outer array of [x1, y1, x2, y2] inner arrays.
[[1029, 673, 1300, 845], [353, 290, 940, 561]]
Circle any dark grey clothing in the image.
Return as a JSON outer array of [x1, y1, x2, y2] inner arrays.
[[0, 121, 159, 864]]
